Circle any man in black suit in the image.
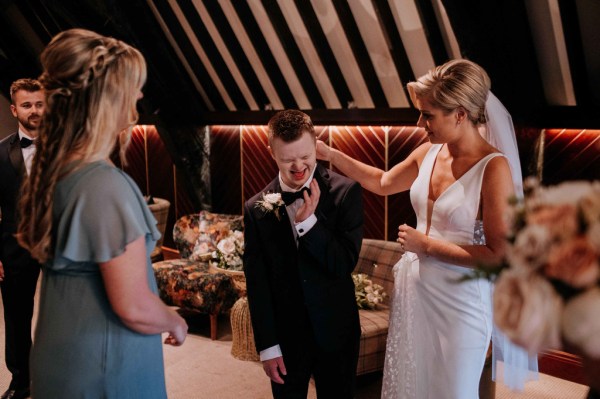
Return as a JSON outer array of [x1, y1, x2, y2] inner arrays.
[[243, 110, 363, 398], [0, 78, 44, 399]]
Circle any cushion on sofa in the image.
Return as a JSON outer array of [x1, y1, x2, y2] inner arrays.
[[357, 306, 390, 375], [354, 238, 403, 375]]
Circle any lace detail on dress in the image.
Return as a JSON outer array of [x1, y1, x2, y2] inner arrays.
[[473, 220, 485, 245], [381, 253, 419, 399]]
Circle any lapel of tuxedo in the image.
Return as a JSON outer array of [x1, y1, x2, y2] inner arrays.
[[256, 179, 297, 254], [8, 134, 26, 180], [313, 163, 334, 221]]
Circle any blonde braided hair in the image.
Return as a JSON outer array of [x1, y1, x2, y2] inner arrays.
[[17, 28, 146, 263]]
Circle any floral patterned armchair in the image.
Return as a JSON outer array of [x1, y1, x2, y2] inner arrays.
[[152, 211, 245, 340]]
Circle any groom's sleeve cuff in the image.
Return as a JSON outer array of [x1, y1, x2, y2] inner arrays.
[[295, 214, 317, 237], [260, 344, 282, 361]]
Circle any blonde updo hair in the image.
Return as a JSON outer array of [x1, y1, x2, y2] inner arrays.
[[407, 59, 491, 125], [18, 28, 147, 263]]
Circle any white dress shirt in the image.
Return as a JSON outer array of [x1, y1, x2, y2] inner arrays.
[[19, 130, 36, 176]]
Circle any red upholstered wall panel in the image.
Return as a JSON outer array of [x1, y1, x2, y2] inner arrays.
[[329, 126, 386, 240], [241, 125, 277, 202], [543, 129, 600, 184], [134, 125, 599, 246]]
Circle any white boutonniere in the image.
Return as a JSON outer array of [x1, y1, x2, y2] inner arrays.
[[255, 192, 285, 221]]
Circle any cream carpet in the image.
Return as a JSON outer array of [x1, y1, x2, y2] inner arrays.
[[0, 278, 592, 398]]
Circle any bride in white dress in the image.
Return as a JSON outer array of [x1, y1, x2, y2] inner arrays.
[[317, 59, 536, 398]]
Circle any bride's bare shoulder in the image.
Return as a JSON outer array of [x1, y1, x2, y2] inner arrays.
[[410, 142, 434, 166]]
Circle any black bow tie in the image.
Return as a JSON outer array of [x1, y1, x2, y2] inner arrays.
[[281, 187, 311, 206], [20, 137, 35, 148]]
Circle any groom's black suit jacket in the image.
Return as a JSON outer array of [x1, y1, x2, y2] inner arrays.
[[243, 164, 363, 354]]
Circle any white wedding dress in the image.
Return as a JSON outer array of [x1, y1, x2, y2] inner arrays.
[[382, 144, 500, 399]]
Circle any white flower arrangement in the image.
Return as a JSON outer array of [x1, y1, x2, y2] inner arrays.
[[255, 192, 285, 221], [190, 240, 213, 262], [212, 230, 244, 271], [352, 273, 387, 310]]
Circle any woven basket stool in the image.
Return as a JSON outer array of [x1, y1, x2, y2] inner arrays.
[[230, 297, 259, 361]]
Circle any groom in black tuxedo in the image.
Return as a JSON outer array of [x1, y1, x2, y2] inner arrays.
[[0, 78, 44, 399], [244, 110, 363, 398]]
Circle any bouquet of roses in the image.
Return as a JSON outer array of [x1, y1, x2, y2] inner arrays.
[[211, 230, 245, 271], [492, 178, 600, 357], [352, 273, 387, 310]]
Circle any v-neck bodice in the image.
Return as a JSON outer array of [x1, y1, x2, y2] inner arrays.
[[410, 144, 502, 245]]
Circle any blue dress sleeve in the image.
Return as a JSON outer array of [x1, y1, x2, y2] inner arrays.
[[52, 164, 161, 269]]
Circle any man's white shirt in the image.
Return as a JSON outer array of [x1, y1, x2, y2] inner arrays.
[[19, 130, 36, 175]]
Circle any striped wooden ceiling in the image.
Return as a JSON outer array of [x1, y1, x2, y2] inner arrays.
[[1, 0, 599, 126]]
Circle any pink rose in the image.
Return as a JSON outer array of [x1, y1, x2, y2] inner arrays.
[[545, 237, 600, 288], [579, 187, 600, 225], [507, 224, 551, 271], [494, 270, 563, 354], [527, 204, 579, 241], [588, 223, 600, 253], [562, 288, 600, 358]]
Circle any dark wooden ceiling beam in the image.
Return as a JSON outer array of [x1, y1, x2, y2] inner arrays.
[[441, 0, 546, 120], [371, 0, 416, 101], [558, 0, 593, 107], [230, 1, 298, 109], [261, 0, 325, 109], [331, 0, 388, 108], [140, 106, 600, 129], [176, 0, 249, 111], [412, 0, 450, 66], [151, 0, 225, 112], [202, 0, 270, 110], [175, 108, 420, 126], [294, 0, 352, 108]]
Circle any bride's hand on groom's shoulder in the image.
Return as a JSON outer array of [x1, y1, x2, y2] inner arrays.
[[315, 140, 331, 161]]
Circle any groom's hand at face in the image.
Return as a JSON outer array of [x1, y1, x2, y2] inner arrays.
[[263, 356, 287, 384], [294, 179, 320, 223]]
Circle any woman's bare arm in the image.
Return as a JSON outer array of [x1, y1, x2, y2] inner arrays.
[[100, 236, 187, 345], [316, 140, 430, 196]]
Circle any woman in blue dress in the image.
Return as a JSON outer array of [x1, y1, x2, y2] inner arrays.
[[16, 28, 188, 398]]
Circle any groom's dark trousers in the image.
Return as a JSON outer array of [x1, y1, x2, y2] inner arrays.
[[244, 164, 363, 399]]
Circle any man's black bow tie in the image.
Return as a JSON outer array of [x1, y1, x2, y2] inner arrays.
[[19, 137, 34, 148], [282, 187, 311, 206]]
